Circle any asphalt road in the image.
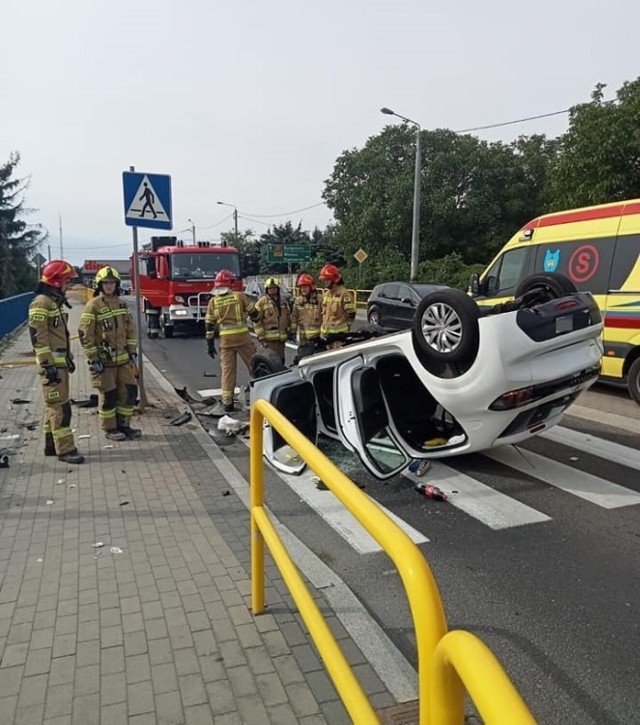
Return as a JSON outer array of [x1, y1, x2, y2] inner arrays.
[[140, 323, 640, 725]]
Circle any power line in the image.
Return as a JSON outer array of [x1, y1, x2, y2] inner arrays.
[[454, 108, 570, 134], [239, 201, 326, 218], [196, 213, 234, 230], [237, 214, 271, 227]]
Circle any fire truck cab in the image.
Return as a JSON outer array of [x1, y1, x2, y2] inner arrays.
[[133, 236, 242, 338]]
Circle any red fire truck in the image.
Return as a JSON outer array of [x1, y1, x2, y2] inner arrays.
[[132, 236, 243, 338]]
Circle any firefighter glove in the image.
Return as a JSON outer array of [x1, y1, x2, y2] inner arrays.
[[207, 339, 217, 359], [44, 365, 60, 384], [129, 353, 138, 366], [89, 360, 105, 375]]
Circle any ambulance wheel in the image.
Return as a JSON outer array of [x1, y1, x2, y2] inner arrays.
[[412, 288, 480, 370], [515, 273, 578, 300], [627, 358, 640, 405], [251, 349, 286, 379]]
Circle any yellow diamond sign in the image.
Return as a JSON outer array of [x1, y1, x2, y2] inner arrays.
[[353, 248, 368, 264]]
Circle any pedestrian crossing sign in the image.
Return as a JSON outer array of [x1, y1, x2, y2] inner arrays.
[[122, 171, 173, 230]]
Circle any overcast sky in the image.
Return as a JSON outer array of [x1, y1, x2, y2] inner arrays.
[[2, 0, 638, 265]]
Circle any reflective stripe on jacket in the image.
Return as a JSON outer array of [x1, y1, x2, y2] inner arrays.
[[78, 293, 137, 366], [321, 286, 356, 336], [205, 292, 258, 342], [254, 295, 291, 342], [28, 293, 71, 368], [291, 293, 322, 341]]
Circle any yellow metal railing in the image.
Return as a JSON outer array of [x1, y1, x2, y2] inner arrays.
[[250, 400, 536, 724]]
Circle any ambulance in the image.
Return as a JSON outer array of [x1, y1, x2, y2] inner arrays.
[[470, 199, 640, 404]]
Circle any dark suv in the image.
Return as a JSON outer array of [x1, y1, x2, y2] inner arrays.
[[367, 282, 447, 329]]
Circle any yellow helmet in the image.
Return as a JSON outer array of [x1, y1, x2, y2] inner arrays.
[[95, 266, 121, 284], [264, 277, 280, 289]]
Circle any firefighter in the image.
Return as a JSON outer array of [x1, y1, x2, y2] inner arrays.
[[78, 266, 141, 441], [254, 277, 291, 362], [319, 264, 356, 349], [290, 273, 321, 346], [205, 269, 258, 413], [28, 260, 85, 464]]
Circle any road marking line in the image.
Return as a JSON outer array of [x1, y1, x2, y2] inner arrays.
[[486, 446, 640, 509], [239, 440, 428, 553], [403, 463, 551, 530], [567, 405, 640, 435], [197, 387, 240, 398], [540, 426, 640, 471]]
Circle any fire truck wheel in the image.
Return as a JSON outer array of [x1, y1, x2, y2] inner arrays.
[[160, 315, 174, 338]]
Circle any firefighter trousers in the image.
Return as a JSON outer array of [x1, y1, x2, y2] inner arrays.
[[91, 363, 138, 431], [41, 368, 77, 455], [220, 334, 256, 405]]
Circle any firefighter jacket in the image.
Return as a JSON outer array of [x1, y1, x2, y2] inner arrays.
[[321, 285, 356, 336], [205, 292, 258, 345], [291, 292, 322, 342], [78, 293, 137, 367], [28, 287, 73, 368], [254, 294, 291, 342]]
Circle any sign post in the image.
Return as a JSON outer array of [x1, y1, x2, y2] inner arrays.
[[122, 168, 173, 413], [353, 248, 368, 286]]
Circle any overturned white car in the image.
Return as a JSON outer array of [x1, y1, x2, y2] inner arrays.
[[250, 273, 604, 480]]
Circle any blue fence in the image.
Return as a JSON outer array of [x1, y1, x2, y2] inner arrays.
[[0, 292, 34, 340]]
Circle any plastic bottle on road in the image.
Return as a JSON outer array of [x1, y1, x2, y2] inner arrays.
[[414, 483, 448, 502]]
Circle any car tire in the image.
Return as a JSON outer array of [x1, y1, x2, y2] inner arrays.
[[627, 358, 640, 405], [514, 272, 578, 300], [412, 288, 480, 367], [367, 305, 381, 326], [251, 349, 286, 378]]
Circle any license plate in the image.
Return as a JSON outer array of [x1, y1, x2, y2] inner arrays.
[[556, 315, 573, 334]]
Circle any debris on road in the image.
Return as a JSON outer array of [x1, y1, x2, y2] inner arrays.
[[11, 398, 31, 404], [408, 459, 432, 477], [221, 490, 230, 497], [217, 415, 248, 437], [570, 456, 579, 462], [56, 479, 65, 485], [92, 542, 105, 548], [110, 546, 123, 554], [46, 499, 54, 505], [77, 434, 91, 440], [169, 411, 192, 426], [72, 394, 99, 408], [119, 500, 129, 506], [0, 454, 9, 468], [174, 386, 201, 404], [414, 483, 448, 502]]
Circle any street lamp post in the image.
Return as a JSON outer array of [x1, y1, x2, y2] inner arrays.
[[187, 218, 196, 246], [380, 107, 422, 282], [217, 201, 239, 244]]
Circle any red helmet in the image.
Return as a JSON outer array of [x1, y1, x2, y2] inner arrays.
[[214, 269, 235, 288], [296, 273, 315, 289], [319, 264, 342, 284], [41, 260, 77, 288]]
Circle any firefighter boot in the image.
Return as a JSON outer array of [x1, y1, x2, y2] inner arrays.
[[117, 416, 142, 439], [58, 449, 85, 464], [44, 432, 56, 457], [105, 429, 127, 442]]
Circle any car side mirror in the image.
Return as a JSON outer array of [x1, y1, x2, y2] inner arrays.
[[469, 273, 480, 296]]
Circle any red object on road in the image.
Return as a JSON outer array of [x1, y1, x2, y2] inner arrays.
[[414, 483, 448, 502]]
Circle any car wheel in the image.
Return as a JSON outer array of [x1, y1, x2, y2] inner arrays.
[[627, 358, 640, 405], [367, 305, 381, 326], [412, 289, 480, 367], [514, 272, 578, 300], [251, 349, 286, 378]]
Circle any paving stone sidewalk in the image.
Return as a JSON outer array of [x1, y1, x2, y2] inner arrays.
[[0, 302, 398, 724]]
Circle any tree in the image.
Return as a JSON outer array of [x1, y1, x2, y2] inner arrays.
[[0, 153, 46, 299], [220, 227, 261, 276], [551, 79, 640, 208], [322, 124, 553, 274]]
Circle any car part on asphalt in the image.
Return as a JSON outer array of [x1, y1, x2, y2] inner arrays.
[[168, 411, 192, 426], [250, 348, 287, 378]]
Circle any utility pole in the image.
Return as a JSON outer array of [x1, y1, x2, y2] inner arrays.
[[233, 208, 239, 245], [129, 165, 147, 412], [58, 213, 64, 258], [188, 218, 196, 245], [47, 244, 51, 262]]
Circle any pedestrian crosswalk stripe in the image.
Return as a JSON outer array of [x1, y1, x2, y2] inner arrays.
[[540, 426, 640, 472], [403, 463, 551, 530], [486, 446, 640, 509]]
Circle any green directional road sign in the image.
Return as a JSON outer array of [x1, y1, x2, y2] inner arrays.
[[267, 243, 311, 263]]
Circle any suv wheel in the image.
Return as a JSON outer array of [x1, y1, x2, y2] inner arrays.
[[251, 349, 286, 378], [367, 305, 380, 326], [412, 289, 480, 370], [514, 272, 578, 301]]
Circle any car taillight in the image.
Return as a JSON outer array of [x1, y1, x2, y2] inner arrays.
[[490, 386, 535, 411], [174, 295, 186, 305]]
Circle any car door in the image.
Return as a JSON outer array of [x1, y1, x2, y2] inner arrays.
[[378, 283, 400, 328], [395, 284, 417, 329], [334, 357, 411, 479], [250, 369, 318, 475]]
